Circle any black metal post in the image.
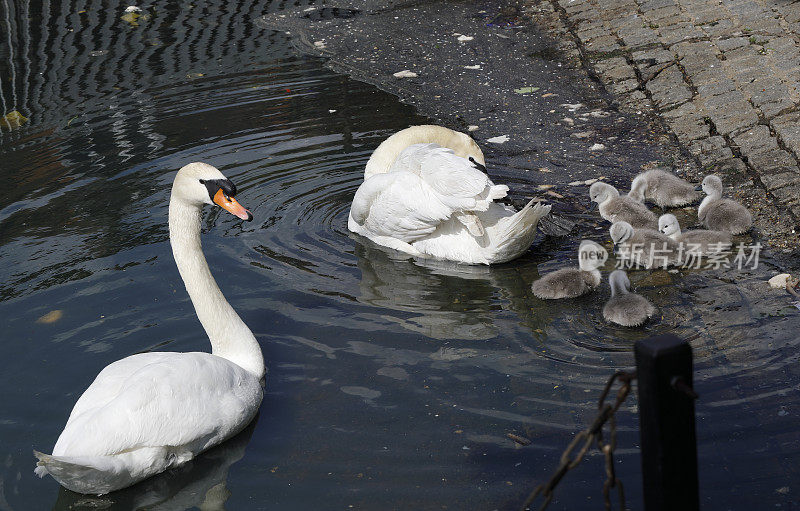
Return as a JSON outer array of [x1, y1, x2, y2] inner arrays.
[[634, 334, 699, 511]]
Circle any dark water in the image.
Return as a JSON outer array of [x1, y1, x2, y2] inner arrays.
[[1, 1, 800, 510]]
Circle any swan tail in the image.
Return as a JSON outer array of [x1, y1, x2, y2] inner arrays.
[[487, 200, 551, 263], [33, 448, 170, 495], [34, 450, 135, 495]]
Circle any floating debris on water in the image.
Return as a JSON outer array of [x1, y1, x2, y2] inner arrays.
[[37, 310, 63, 324], [393, 70, 417, 78], [121, 6, 149, 27], [1, 110, 28, 129], [186, 72, 204, 79]]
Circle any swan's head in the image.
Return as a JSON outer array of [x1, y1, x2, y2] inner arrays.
[[700, 175, 723, 198], [589, 182, 619, 205], [609, 221, 633, 245], [628, 175, 646, 202], [578, 240, 608, 271], [608, 269, 631, 296], [173, 162, 252, 221], [658, 214, 680, 236]]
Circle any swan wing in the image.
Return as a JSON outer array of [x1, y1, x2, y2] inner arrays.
[[354, 171, 455, 242], [53, 352, 262, 458], [417, 145, 495, 198]]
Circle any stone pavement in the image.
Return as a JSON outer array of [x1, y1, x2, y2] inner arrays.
[[525, 0, 800, 249]]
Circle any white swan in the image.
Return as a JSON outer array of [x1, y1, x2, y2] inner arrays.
[[348, 125, 551, 265], [34, 162, 264, 495]]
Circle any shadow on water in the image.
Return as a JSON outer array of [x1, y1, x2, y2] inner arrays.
[[1, 0, 799, 510]]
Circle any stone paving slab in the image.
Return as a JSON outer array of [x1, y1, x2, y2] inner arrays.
[[526, 0, 800, 251]]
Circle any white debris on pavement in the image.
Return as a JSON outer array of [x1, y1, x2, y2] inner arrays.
[[589, 143, 606, 151], [486, 135, 509, 144], [768, 273, 793, 289], [393, 70, 418, 78]]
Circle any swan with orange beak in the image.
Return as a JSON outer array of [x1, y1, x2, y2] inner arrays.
[[199, 175, 253, 221]]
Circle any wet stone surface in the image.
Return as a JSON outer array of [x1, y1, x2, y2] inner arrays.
[[257, 0, 697, 212], [523, 0, 800, 253]]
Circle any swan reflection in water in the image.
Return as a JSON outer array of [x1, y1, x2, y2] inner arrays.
[[50, 417, 257, 511], [353, 236, 553, 341]]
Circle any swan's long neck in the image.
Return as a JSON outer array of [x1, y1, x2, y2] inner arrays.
[[610, 278, 629, 297], [169, 195, 265, 378], [698, 194, 715, 217]]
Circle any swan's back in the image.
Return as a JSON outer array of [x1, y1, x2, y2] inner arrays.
[[603, 293, 656, 327], [702, 199, 752, 234], [54, 352, 261, 457], [36, 352, 262, 494], [602, 196, 658, 229], [531, 268, 599, 299], [641, 168, 699, 207]]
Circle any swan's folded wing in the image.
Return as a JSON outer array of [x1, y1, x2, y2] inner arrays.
[[53, 352, 261, 458], [357, 172, 455, 242], [418, 146, 493, 199]]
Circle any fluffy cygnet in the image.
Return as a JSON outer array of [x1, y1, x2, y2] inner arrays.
[[609, 221, 679, 269], [589, 182, 658, 230], [630, 169, 700, 208], [658, 214, 732, 259], [697, 175, 752, 234], [531, 240, 606, 299], [603, 270, 657, 327]]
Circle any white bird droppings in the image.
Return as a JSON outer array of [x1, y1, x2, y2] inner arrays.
[[590, 143, 606, 151], [393, 70, 418, 78]]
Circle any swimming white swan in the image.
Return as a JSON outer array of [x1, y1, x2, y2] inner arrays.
[[34, 163, 264, 495], [630, 169, 699, 208], [349, 125, 551, 265], [589, 181, 657, 229], [531, 240, 605, 299], [603, 270, 656, 327], [698, 175, 752, 234]]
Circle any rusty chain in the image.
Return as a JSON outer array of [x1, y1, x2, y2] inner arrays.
[[521, 370, 637, 511]]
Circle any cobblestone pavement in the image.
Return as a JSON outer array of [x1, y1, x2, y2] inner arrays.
[[525, 0, 800, 251]]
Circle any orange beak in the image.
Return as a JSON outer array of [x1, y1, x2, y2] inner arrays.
[[213, 188, 253, 221]]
